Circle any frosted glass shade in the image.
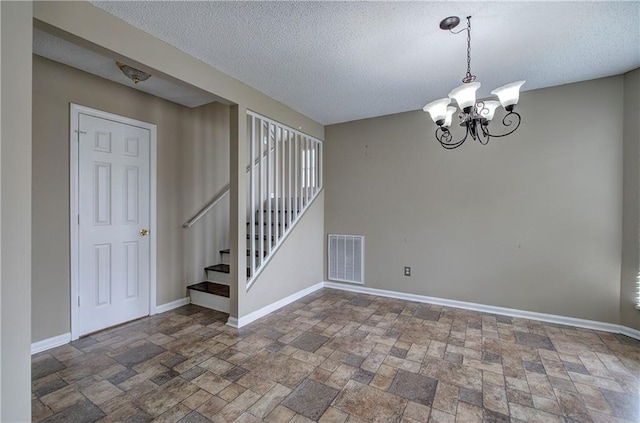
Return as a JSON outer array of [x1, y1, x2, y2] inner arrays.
[[423, 98, 451, 124], [448, 82, 481, 110], [481, 101, 501, 121], [491, 80, 525, 109], [443, 107, 457, 128]]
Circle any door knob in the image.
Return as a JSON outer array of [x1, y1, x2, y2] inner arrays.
[[140, 229, 150, 236]]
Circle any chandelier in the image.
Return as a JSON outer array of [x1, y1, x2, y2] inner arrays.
[[423, 16, 525, 149]]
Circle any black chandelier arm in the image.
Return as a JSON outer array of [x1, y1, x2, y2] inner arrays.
[[480, 111, 522, 139], [435, 125, 470, 149], [477, 127, 490, 145]]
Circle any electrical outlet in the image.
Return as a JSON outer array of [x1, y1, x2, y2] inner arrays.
[[404, 266, 411, 277]]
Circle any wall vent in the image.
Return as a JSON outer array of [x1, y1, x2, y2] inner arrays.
[[328, 234, 364, 284]]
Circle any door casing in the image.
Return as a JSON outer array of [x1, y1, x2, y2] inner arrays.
[[70, 103, 157, 340]]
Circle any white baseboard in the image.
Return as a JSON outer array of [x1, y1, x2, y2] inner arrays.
[[323, 281, 640, 340], [33, 297, 189, 354], [234, 282, 325, 328], [31, 332, 71, 355], [226, 317, 239, 328], [30, 284, 640, 355], [620, 325, 640, 340], [155, 297, 190, 314]]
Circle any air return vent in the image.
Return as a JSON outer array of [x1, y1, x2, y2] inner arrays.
[[328, 234, 364, 284]]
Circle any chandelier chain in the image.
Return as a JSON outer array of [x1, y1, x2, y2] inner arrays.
[[467, 17, 471, 78], [428, 14, 526, 149], [463, 16, 476, 83]]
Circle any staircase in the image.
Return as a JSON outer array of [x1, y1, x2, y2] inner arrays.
[[186, 209, 294, 312], [184, 110, 322, 314]]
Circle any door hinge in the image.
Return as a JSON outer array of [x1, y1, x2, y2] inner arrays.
[[78, 296, 80, 307], [77, 214, 80, 225], [74, 130, 86, 143]]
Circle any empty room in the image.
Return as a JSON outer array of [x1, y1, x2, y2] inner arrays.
[[1, 1, 640, 422]]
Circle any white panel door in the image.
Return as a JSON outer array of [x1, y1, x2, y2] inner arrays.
[[78, 113, 150, 336]]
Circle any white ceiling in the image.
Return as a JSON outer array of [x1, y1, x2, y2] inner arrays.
[[83, 2, 640, 125], [33, 29, 221, 108]]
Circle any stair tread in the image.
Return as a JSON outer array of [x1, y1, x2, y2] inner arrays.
[[247, 221, 288, 226], [205, 263, 230, 273], [205, 263, 251, 277], [220, 249, 267, 257], [257, 209, 300, 213], [247, 234, 275, 240], [187, 281, 230, 298]]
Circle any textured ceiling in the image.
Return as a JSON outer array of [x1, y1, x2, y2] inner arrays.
[[89, 1, 640, 125], [33, 29, 220, 108]]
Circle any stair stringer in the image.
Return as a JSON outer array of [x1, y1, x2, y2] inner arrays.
[[246, 188, 324, 290], [238, 190, 324, 319]]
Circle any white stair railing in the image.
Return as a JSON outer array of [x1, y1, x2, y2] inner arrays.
[[246, 110, 323, 288], [183, 143, 276, 228], [183, 183, 230, 228]]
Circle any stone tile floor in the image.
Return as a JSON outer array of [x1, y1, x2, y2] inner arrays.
[[32, 288, 640, 422]]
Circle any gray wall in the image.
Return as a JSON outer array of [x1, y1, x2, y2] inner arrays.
[[325, 76, 624, 324], [32, 55, 230, 342], [621, 68, 640, 330], [34, 0, 325, 322], [182, 103, 230, 288], [1, 2, 33, 420]]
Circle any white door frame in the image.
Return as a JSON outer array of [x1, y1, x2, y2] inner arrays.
[[70, 103, 157, 340]]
